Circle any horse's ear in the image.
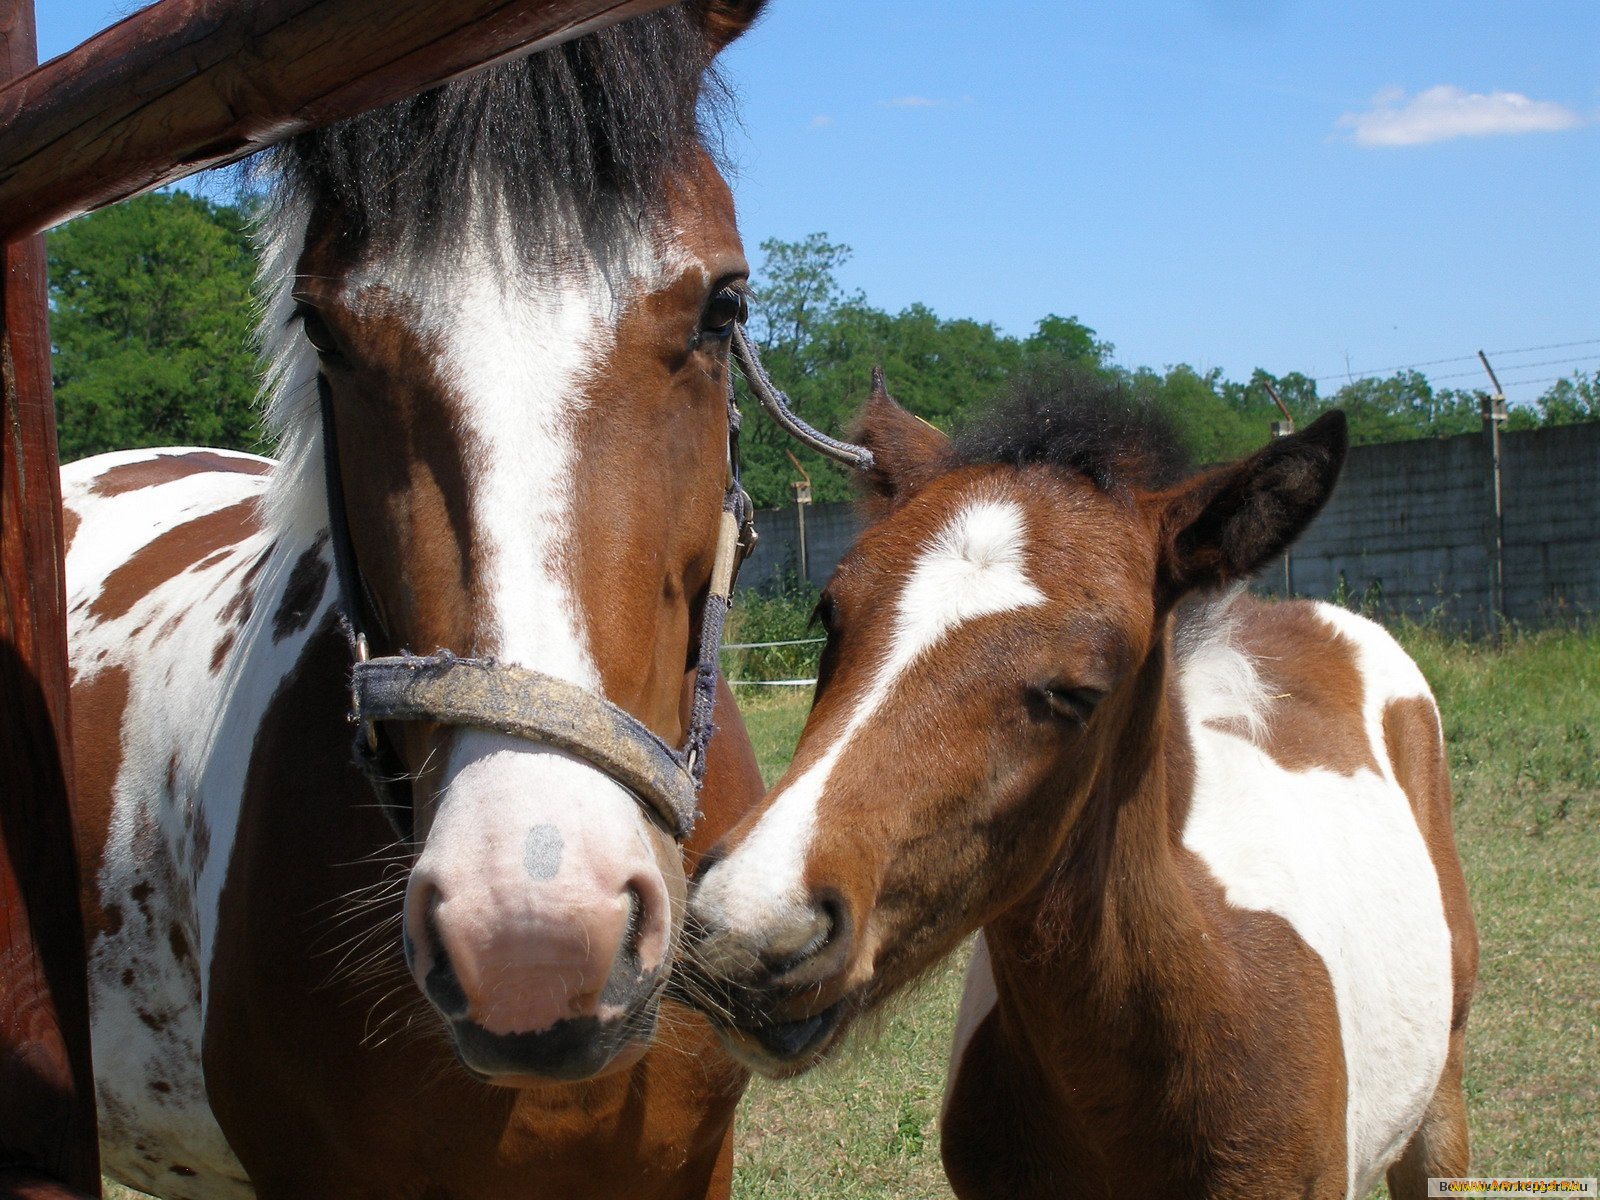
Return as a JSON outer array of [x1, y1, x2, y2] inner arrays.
[[849, 367, 953, 521], [689, 0, 768, 53], [1151, 410, 1347, 607]]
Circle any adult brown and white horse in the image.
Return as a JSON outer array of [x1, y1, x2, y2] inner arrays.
[[62, 5, 771, 1197], [686, 373, 1478, 1198]]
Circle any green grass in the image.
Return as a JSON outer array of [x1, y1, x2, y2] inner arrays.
[[731, 622, 1600, 1198]]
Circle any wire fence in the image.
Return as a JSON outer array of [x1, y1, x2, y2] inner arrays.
[[720, 636, 824, 688]]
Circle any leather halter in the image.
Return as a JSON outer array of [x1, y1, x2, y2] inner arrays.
[[321, 323, 871, 842]]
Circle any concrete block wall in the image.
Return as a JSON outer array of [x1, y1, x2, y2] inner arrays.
[[738, 422, 1600, 631]]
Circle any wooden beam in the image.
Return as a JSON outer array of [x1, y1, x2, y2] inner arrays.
[[0, 0, 674, 241], [0, 0, 101, 1190]]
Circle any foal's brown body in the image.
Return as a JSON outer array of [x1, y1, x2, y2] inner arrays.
[[940, 596, 1475, 1199], [686, 381, 1476, 1200]]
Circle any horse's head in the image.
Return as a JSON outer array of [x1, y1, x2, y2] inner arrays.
[[685, 370, 1347, 1076], [261, 2, 765, 1083]]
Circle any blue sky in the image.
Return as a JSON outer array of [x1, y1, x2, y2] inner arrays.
[[33, 1, 1599, 408]]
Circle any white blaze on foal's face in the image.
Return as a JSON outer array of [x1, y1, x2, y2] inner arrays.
[[694, 493, 1048, 953]]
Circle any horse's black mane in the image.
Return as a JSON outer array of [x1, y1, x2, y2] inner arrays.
[[953, 361, 1193, 493], [269, 6, 727, 255]]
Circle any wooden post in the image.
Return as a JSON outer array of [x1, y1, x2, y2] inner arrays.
[[785, 451, 812, 588], [1477, 351, 1508, 640], [0, 0, 102, 1192]]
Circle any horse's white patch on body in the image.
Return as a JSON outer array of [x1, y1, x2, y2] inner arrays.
[[65, 449, 334, 1200], [942, 932, 998, 1121], [1178, 599, 1453, 1198], [699, 497, 1046, 932]]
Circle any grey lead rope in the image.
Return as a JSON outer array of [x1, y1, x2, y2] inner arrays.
[[731, 324, 876, 472]]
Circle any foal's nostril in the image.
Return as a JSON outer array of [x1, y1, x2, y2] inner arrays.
[[765, 890, 851, 980]]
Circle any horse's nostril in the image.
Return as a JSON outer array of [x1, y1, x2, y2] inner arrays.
[[621, 884, 644, 963], [415, 886, 469, 1018]]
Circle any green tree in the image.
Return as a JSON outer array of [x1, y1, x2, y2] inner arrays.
[[1313, 370, 1480, 444], [1022, 313, 1113, 368], [1536, 371, 1599, 425], [738, 235, 1032, 506], [49, 191, 263, 462], [1124, 364, 1263, 464], [749, 232, 857, 356]]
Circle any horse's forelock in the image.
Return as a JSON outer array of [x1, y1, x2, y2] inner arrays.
[[264, 7, 727, 264]]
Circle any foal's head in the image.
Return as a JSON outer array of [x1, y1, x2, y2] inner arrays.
[[261, 3, 764, 1082], [686, 368, 1346, 1075]]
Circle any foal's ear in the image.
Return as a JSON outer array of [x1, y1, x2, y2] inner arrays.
[[689, 0, 768, 53], [1152, 411, 1347, 606], [850, 367, 953, 521]]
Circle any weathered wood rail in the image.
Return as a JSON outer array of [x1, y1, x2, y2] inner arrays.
[[0, 0, 673, 1194]]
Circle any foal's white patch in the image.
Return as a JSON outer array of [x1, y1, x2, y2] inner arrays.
[[1179, 600, 1453, 1197], [698, 497, 1046, 932], [941, 932, 998, 1121]]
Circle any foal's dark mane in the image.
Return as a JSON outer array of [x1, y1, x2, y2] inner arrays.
[[953, 362, 1193, 494], [269, 6, 729, 255]]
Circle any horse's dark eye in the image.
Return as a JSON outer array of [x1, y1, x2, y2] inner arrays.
[[700, 286, 747, 338], [1028, 685, 1104, 728], [296, 305, 342, 359]]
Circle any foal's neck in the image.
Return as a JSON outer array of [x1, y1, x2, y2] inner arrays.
[[985, 630, 1231, 1098]]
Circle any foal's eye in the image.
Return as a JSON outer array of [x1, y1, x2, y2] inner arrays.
[[810, 593, 837, 635], [699, 286, 747, 339], [1027, 685, 1105, 728], [295, 305, 342, 360]]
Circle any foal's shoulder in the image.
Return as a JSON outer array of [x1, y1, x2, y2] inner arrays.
[[1173, 591, 1437, 777]]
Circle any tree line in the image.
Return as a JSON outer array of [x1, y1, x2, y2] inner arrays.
[[49, 196, 1597, 507]]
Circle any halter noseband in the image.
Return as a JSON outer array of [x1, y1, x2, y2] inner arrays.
[[322, 323, 872, 842]]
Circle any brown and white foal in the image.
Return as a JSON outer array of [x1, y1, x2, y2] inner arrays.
[[687, 375, 1477, 1199]]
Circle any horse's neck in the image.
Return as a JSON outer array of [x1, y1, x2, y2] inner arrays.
[[983, 637, 1231, 1123]]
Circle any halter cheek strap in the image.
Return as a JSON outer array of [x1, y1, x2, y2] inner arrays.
[[321, 324, 866, 842]]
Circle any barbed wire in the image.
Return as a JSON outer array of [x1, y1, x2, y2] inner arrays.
[[1311, 338, 1600, 385]]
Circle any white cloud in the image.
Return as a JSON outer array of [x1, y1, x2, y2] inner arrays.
[[1337, 85, 1584, 147], [809, 114, 834, 128], [885, 95, 941, 108]]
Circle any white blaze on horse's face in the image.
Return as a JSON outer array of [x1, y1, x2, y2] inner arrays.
[[291, 160, 746, 1080]]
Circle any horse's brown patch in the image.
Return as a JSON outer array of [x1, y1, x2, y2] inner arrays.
[[90, 452, 268, 498], [64, 505, 80, 555], [90, 500, 257, 623], [272, 536, 330, 642], [70, 661, 131, 938], [566, 152, 749, 744]]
